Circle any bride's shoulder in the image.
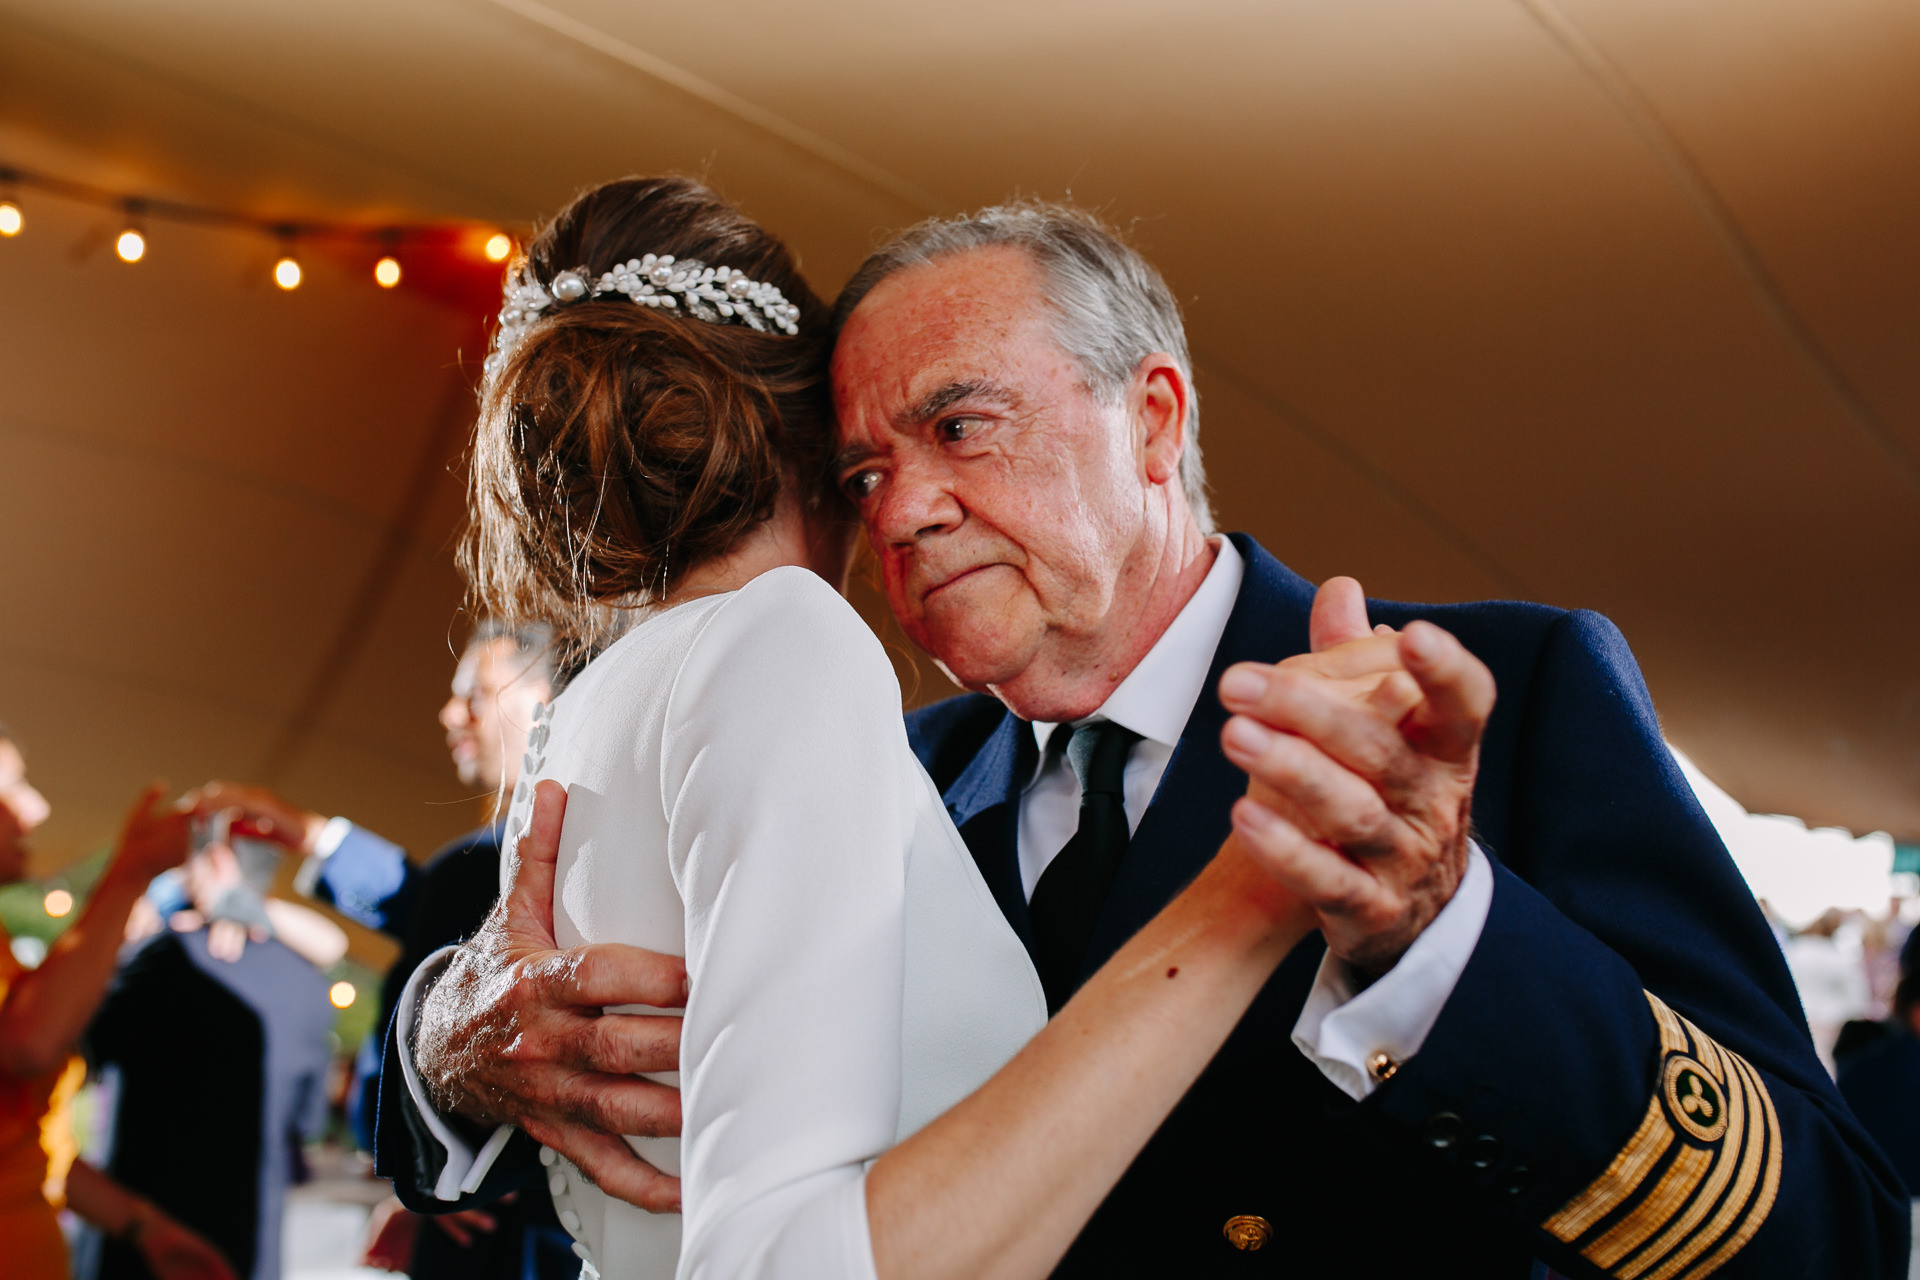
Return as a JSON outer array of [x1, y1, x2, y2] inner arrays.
[[675, 566, 899, 713], [709, 566, 878, 654]]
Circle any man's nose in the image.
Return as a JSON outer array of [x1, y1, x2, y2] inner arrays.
[[872, 455, 964, 546], [440, 696, 469, 730]]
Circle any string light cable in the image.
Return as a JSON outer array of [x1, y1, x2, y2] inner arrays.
[[0, 162, 516, 289]]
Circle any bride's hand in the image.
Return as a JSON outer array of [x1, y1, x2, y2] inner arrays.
[[1224, 578, 1421, 840], [1217, 576, 1493, 974], [414, 780, 688, 1212]]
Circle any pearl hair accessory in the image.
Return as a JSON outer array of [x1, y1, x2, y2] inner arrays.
[[484, 253, 801, 375]]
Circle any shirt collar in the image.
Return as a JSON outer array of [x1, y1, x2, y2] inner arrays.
[[1030, 536, 1246, 762]]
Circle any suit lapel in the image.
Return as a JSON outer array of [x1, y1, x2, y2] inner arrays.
[[943, 711, 1038, 956], [1080, 535, 1320, 979]]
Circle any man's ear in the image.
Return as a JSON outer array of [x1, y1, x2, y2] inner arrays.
[[1132, 355, 1189, 488]]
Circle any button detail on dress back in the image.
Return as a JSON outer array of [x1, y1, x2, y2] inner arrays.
[[1223, 1215, 1272, 1251]]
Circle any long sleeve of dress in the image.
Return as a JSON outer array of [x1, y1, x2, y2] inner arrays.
[[660, 568, 918, 1280]]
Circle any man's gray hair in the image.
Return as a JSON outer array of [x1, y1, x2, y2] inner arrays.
[[832, 201, 1213, 534]]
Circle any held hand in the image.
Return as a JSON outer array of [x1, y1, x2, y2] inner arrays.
[[134, 1208, 238, 1280], [109, 784, 196, 884], [183, 781, 325, 854], [428, 1206, 502, 1247], [358, 1197, 420, 1273], [1234, 579, 1423, 841], [415, 779, 687, 1212], [1218, 577, 1495, 973]]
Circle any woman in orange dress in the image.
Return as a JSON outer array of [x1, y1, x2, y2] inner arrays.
[[0, 727, 235, 1280]]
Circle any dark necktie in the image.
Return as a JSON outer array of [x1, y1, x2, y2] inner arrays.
[[1027, 719, 1143, 1014]]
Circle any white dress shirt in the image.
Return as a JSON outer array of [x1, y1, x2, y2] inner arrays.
[[1017, 536, 1494, 1100]]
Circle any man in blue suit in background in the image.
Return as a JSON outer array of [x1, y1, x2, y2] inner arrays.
[[393, 204, 1908, 1277], [207, 621, 574, 1280]]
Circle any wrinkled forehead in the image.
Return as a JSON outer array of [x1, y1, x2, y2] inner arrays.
[[831, 246, 1058, 436]]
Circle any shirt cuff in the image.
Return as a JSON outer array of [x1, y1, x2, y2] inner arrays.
[[291, 816, 354, 898], [395, 945, 516, 1200], [1291, 841, 1495, 1100]]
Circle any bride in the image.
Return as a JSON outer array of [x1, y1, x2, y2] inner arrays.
[[462, 175, 1313, 1280]]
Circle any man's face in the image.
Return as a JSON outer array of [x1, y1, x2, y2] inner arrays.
[[439, 639, 553, 794], [831, 247, 1162, 714], [0, 740, 50, 885]]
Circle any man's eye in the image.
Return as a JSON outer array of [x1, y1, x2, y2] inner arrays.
[[843, 470, 882, 500], [937, 416, 982, 444]]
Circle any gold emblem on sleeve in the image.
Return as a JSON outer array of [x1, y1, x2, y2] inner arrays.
[[1663, 1054, 1730, 1144]]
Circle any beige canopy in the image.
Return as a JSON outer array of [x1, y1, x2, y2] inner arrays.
[[2, 0, 1915, 896]]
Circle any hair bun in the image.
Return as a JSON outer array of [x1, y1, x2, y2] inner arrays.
[[462, 177, 832, 655]]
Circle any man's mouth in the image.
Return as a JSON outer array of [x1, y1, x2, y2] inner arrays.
[[922, 563, 999, 602]]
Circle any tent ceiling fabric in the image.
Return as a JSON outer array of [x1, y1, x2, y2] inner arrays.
[[1, 0, 1916, 880]]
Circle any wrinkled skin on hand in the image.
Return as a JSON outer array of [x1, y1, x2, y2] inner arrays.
[[413, 780, 689, 1212], [1219, 577, 1494, 974]]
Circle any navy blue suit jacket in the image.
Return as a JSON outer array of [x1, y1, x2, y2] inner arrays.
[[908, 534, 1907, 1278]]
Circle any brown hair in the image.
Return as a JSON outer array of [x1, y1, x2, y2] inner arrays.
[[462, 176, 833, 660]]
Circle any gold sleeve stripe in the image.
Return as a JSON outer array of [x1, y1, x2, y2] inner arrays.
[[1542, 993, 1784, 1279], [1677, 1012, 1727, 1085], [1586, 1143, 1715, 1269], [1545, 1095, 1675, 1242], [1678, 1056, 1783, 1280], [1622, 1038, 1749, 1279], [1636, 1038, 1755, 1280], [1649, 992, 1690, 1054]]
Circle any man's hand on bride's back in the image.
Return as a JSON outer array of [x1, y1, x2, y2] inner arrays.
[[413, 779, 688, 1213]]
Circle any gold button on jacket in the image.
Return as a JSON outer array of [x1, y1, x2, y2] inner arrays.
[[1222, 1215, 1271, 1251]]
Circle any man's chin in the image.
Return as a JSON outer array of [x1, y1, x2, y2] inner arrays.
[[917, 627, 1038, 696]]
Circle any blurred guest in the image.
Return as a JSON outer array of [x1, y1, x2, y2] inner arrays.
[[1784, 908, 1876, 1073], [0, 724, 234, 1280], [82, 834, 333, 1280], [1840, 973, 1920, 1195], [200, 621, 570, 1280]]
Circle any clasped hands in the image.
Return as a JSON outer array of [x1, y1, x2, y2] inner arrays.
[[408, 576, 1495, 1209], [1219, 576, 1496, 974]]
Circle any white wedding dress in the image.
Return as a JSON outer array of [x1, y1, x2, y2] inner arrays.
[[503, 566, 1047, 1280]]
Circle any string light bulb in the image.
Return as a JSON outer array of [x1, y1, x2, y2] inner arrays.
[[330, 981, 357, 1009], [484, 232, 513, 262], [116, 199, 147, 262], [274, 254, 303, 290], [0, 170, 19, 237], [373, 255, 402, 288], [43, 889, 73, 918]]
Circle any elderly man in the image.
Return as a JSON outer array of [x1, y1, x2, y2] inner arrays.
[[387, 206, 1905, 1277]]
